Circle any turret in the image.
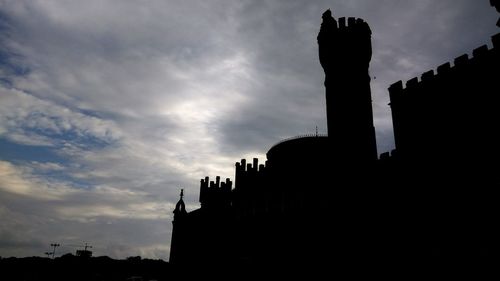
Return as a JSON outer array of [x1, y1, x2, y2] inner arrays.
[[317, 9, 377, 162], [173, 189, 187, 220]]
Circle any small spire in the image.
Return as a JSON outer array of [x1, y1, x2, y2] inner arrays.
[[316, 126, 318, 137], [174, 188, 187, 217]]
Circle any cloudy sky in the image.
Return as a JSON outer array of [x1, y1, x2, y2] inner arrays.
[[0, 0, 498, 260]]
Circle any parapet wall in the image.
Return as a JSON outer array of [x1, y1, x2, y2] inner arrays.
[[321, 16, 372, 35], [235, 158, 267, 175], [388, 32, 500, 162], [389, 33, 500, 98]]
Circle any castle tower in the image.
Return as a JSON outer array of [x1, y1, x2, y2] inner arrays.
[[317, 10, 377, 162]]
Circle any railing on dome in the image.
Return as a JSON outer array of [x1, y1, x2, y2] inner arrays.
[[268, 134, 328, 151]]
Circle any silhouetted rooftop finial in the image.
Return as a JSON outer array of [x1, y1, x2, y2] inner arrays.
[[174, 188, 187, 217]]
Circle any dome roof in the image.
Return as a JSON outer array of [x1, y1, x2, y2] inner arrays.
[[267, 135, 329, 163]]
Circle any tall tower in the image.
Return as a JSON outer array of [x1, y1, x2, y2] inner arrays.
[[317, 10, 377, 162]]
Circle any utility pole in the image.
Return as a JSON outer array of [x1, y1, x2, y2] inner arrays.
[[50, 243, 60, 259], [83, 242, 92, 251]]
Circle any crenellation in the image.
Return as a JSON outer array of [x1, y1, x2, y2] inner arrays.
[[389, 81, 403, 93], [347, 17, 356, 27], [473, 45, 489, 58], [222, 178, 232, 193], [199, 175, 233, 208], [331, 17, 338, 29], [333, 16, 371, 34], [437, 62, 451, 75], [259, 164, 265, 172], [253, 158, 259, 171], [390, 36, 500, 93], [421, 70, 435, 82], [454, 54, 469, 67], [236, 158, 267, 176], [406, 77, 419, 89], [235, 158, 266, 192], [339, 17, 346, 28], [388, 81, 404, 102]]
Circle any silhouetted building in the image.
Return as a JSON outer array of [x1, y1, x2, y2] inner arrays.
[[170, 7, 500, 275], [75, 250, 92, 258], [385, 32, 500, 264]]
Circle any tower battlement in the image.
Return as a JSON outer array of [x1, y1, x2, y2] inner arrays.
[[318, 10, 372, 75], [335, 17, 371, 34], [235, 158, 267, 173], [199, 176, 232, 208], [234, 158, 267, 192]]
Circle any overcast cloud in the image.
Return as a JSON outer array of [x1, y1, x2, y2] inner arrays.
[[0, 0, 498, 260]]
